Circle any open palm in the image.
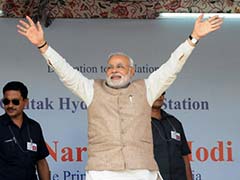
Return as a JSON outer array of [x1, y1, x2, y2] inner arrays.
[[193, 14, 223, 39], [17, 16, 45, 46]]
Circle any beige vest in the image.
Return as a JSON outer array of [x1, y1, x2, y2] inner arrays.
[[86, 79, 158, 171]]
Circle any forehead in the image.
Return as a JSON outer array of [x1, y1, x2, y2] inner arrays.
[[3, 90, 22, 98], [108, 55, 130, 65]]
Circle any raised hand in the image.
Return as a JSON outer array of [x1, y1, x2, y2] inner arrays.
[[17, 16, 46, 47], [191, 14, 223, 40]]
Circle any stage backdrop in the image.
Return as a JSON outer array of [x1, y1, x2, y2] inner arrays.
[[0, 17, 239, 180]]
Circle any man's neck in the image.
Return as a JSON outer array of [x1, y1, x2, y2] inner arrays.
[[151, 108, 162, 120], [11, 115, 24, 128]]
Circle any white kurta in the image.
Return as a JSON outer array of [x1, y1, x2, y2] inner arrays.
[[42, 40, 194, 180]]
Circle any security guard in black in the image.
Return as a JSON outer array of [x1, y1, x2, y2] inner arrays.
[[0, 113, 49, 180]]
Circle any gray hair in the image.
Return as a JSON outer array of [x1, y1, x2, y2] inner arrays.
[[107, 52, 134, 67]]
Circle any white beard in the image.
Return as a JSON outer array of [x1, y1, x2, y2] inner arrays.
[[106, 72, 131, 89]]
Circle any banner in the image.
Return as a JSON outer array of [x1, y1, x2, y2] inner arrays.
[[0, 17, 239, 180]]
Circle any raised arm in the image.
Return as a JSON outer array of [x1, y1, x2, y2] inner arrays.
[[146, 14, 223, 105], [17, 16, 94, 106]]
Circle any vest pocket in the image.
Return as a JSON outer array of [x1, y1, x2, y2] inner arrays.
[[140, 133, 152, 144]]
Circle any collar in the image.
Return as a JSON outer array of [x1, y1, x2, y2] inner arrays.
[[160, 109, 168, 119], [159, 109, 174, 121], [0, 112, 29, 127]]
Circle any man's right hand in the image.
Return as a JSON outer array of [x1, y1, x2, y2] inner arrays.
[[17, 16, 48, 53]]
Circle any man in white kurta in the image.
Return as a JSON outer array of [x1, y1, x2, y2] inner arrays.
[[17, 14, 223, 180]]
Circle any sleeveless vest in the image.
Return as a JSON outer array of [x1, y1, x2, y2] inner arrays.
[[86, 79, 158, 171]]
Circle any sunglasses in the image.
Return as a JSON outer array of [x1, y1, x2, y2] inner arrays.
[[1, 98, 20, 106]]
